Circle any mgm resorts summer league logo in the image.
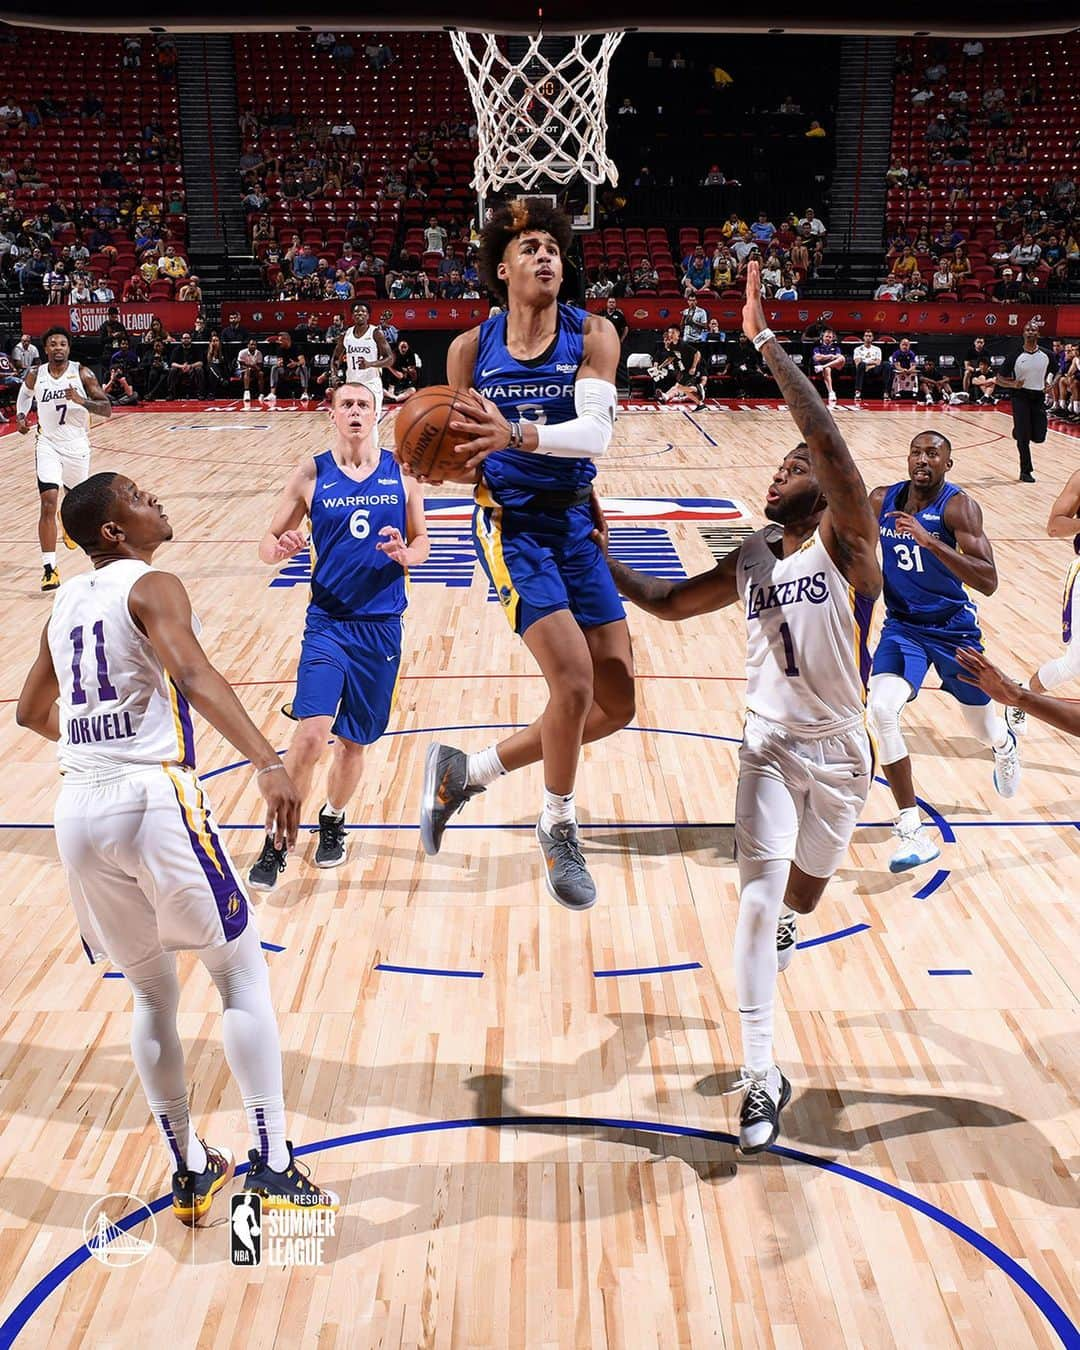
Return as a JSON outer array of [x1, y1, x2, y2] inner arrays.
[[230, 1193, 335, 1267]]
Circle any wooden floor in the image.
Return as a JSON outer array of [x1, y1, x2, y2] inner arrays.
[[0, 399, 1077, 1349]]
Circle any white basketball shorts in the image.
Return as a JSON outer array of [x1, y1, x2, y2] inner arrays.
[[54, 764, 250, 971], [35, 435, 92, 491], [735, 710, 873, 878]]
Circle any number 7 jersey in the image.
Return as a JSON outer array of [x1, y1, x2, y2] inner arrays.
[[736, 525, 875, 735], [48, 560, 199, 779]]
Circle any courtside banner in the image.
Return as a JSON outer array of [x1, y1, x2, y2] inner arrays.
[[589, 299, 1055, 335], [21, 302, 199, 336], [218, 301, 491, 332]]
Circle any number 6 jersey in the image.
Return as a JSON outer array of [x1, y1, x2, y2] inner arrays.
[[736, 525, 875, 736], [47, 560, 200, 779]]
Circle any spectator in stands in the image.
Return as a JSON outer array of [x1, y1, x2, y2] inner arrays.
[[885, 158, 909, 187], [158, 244, 188, 283], [760, 252, 783, 295], [994, 267, 1022, 303], [903, 271, 930, 303], [681, 246, 711, 292], [1009, 233, 1042, 268], [962, 336, 989, 394], [722, 212, 748, 241], [123, 272, 149, 302], [365, 40, 394, 71], [797, 207, 826, 246], [17, 248, 46, 295], [178, 276, 202, 303], [220, 312, 247, 349], [911, 86, 934, 105], [924, 59, 947, 82], [43, 262, 68, 305], [931, 258, 954, 296], [315, 31, 335, 55], [384, 339, 419, 402], [93, 278, 116, 304], [438, 269, 466, 300], [681, 292, 709, 346], [950, 245, 972, 285], [11, 334, 38, 375], [1005, 132, 1029, 164], [918, 356, 954, 405], [237, 338, 265, 403], [97, 308, 127, 366], [852, 332, 883, 402], [889, 245, 918, 282], [424, 217, 448, 254], [140, 340, 170, 402], [291, 244, 318, 280], [167, 333, 205, 399], [202, 335, 229, 398], [266, 332, 308, 401], [103, 345, 139, 405], [331, 36, 354, 69], [69, 274, 93, 304], [702, 165, 726, 187], [962, 39, 984, 58], [887, 338, 918, 399], [774, 270, 799, 300], [970, 357, 999, 404], [805, 120, 826, 139], [812, 328, 845, 403], [789, 236, 811, 280], [632, 256, 658, 290], [710, 244, 734, 290], [778, 94, 801, 114]]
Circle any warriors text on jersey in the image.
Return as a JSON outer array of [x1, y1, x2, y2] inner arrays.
[[48, 560, 199, 779], [879, 480, 978, 633], [34, 360, 91, 448], [307, 448, 407, 619], [736, 525, 874, 734], [343, 324, 382, 388], [473, 302, 595, 509]]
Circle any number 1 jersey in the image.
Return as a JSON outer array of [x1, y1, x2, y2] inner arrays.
[[48, 560, 199, 779], [736, 525, 874, 735]]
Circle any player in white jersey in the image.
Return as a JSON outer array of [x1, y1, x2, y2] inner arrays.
[[1005, 467, 1080, 735], [16, 326, 111, 592], [330, 302, 393, 444], [16, 472, 338, 1222], [596, 261, 881, 1153]]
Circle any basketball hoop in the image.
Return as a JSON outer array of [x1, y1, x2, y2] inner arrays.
[[450, 29, 624, 197]]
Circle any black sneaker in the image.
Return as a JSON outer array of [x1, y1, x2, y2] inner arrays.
[[1020, 472, 1036, 483], [419, 743, 484, 855], [731, 1066, 792, 1154], [172, 1142, 234, 1226], [314, 808, 347, 867], [281, 701, 298, 721], [244, 1141, 340, 1212], [41, 564, 59, 592], [249, 834, 287, 891], [776, 912, 798, 972]]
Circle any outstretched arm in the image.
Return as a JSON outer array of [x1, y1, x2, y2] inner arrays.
[[1046, 469, 1080, 540], [741, 261, 881, 599], [591, 492, 741, 620], [957, 648, 1080, 737]]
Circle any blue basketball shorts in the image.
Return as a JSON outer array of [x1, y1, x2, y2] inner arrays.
[[471, 498, 625, 637], [293, 612, 403, 744], [872, 617, 989, 707]]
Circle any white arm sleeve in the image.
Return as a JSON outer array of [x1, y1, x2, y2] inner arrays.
[[533, 377, 617, 459], [16, 382, 34, 416]]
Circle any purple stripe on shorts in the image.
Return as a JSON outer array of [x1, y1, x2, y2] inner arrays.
[[255, 1107, 269, 1165], [853, 593, 875, 690], [159, 1112, 185, 1168], [166, 774, 248, 942]]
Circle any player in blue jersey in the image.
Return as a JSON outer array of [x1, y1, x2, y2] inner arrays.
[[867, 431, 1021, 872], [417, 198, 632, 910], [248, 382, 429, 889]]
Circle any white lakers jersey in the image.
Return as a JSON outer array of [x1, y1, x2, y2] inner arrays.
[[34, 360, 91, 449], [343, 324, 382, 387], [736, 525, 874, 735], [48, 560, 201, 779]]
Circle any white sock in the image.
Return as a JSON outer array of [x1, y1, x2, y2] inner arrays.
[[778, 902, 796, 925], [199, 924, 290, 1173], [897, 804, 922, 832], [540, 788, 575, 833], [734, 858, 790, 1073], [42, 552, 56, 567], [323, 800, 345, 818], [466, 744, 506, 788]]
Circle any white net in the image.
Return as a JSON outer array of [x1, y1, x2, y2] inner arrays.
[[450, 30, 624, 197]]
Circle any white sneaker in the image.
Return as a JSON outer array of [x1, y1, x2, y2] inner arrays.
[[1005, 703, 1027, 737], [299, 392, 310, 402], [993, 729, 1021, 798], [266, 391, 276, 404], [888, 822, 941, 874], [730, 1065, 791, 1154], [776, 911, 798, 972], [924, 396, 934, 405], [243, 390, 251, 403], [827, 391, 837, 403]]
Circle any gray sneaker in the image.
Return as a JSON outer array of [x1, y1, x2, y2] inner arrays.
[[419, 743, 484, 855], [535, 818, 597, 910]]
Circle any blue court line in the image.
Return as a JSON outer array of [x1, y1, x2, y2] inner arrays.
[[928, 969, 973, 976], [260, 941, 286, 953], [913, 869, 951, 900], [375, 963, 483, 979], [680, 408, 718, 446], [593, 961, 702, 979], [1, 1115, 1073, 1350], [795, 923, 871, 950]]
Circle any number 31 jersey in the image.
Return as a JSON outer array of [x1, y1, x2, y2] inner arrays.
[[736, 525, 874, 735], [878, 480, 978, 634], [48, 560, 200, 779]]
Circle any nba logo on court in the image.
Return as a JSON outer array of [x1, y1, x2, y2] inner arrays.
[[230, 1193, 262, 1266]]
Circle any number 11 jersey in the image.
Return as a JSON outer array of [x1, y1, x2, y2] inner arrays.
[[736, 525, 875, 735], [48, 560, 199, 779]]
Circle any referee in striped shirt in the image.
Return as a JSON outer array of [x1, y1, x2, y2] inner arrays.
[[995, 324, 1050, 482]]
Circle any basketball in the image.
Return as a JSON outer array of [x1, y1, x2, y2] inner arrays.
[[393, 385, 478, 483]]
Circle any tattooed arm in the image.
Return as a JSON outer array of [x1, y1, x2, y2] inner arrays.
[[741, 262, 881, 599]]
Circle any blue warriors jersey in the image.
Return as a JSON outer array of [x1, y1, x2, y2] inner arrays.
[[473, 302, 593, 509], [879, 480, 979, 632], [308, 448, 407, 620]]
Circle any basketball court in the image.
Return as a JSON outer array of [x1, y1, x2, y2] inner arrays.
[[0, 398, 1077, 1346]]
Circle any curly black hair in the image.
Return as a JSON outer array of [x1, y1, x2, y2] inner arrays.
[[477, 197, 573, 303]]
